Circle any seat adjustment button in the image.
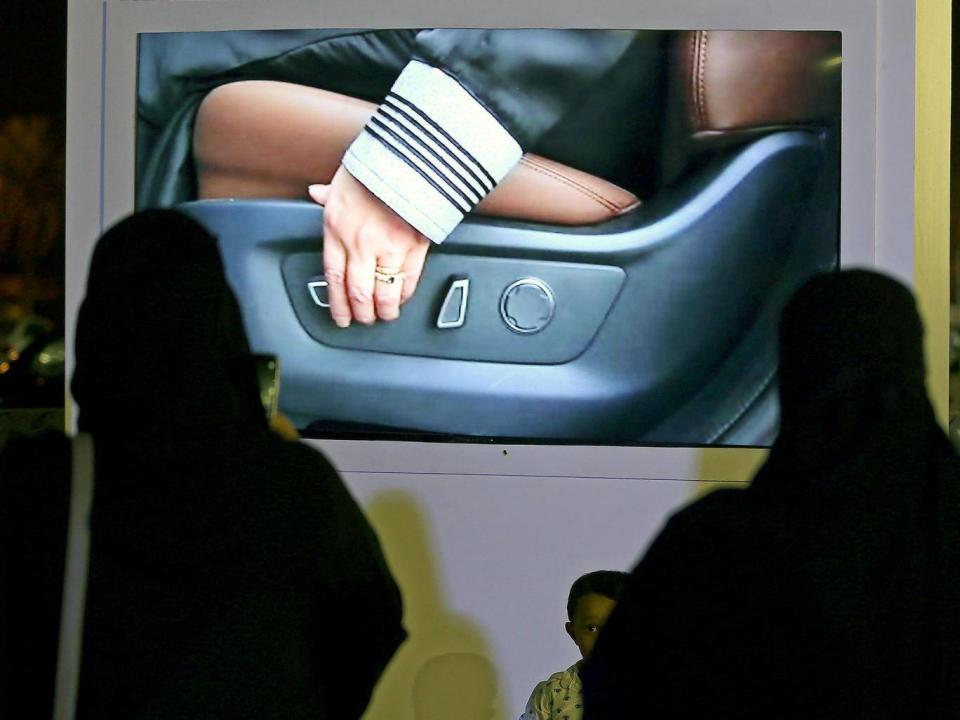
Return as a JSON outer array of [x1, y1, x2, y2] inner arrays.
[[437, 278, 469, 329], [500, 278, 555, 334], [307, 277, 330, 308]]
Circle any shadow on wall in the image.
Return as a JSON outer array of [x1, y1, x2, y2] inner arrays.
[[414, 653, 498, 720], [362, 490, 505, 720]]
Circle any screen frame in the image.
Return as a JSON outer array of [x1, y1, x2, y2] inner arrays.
[[66, 0, 927, 480]]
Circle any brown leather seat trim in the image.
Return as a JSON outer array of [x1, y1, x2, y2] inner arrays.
[[192, 80, 640, 227], [680, 30, 842, 136], [691, 30, 710, 130], [518, 156, 636, 214]]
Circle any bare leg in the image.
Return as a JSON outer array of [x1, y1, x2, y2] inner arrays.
[[193, 80, 639, 226]]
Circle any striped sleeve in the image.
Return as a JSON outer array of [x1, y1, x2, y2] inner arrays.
[[341, 59, 523, 244]]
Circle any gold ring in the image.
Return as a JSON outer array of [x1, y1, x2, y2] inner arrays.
[[375, 270, 405, 284], [375, 265, 403, 275]]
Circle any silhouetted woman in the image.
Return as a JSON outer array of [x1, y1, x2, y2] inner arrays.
[[66, 209, 405, 718], [583, 270, 959, 719]]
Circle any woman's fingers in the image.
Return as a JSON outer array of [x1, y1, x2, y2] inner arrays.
[[374, 248, 407, 321], [400, 237, 430, 305], [346, 243, 378, 325], [316, 181, 353, 327], [308, 183, 330, 206], [322, 229, 351, 328], [312, 168, 435, 327]]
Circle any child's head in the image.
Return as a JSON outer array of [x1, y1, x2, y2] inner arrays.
[[565, 570, 629, 660]]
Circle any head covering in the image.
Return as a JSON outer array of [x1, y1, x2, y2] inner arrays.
[[757, 271, 938, 479], [777, 269, 925, 414], [70, 208, 287, 594], [72, 208, 265, 445], [765, 270, 933, 475]]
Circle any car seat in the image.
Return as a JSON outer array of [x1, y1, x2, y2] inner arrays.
[[168, 30, 840, 444]]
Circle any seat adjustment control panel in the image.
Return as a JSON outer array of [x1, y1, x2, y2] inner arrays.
[[284, 252, 624, 364]]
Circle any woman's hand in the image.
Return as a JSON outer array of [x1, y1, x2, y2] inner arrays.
[[309, 167, 431, 327]]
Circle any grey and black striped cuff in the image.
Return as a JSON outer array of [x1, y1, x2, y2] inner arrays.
[[342, 60, 522, 244]]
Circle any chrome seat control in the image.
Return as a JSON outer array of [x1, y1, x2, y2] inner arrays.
[[500, 278, 555, 334], [306, 277, 330, 308], [437, 277, 470, 329]]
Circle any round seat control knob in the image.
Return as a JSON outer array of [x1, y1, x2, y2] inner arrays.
[[500, 278, 556, 334]]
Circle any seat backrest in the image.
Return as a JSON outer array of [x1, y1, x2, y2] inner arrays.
[[676, 30, 842, 139], [660, 30, 841, 184], [51, 434, 94, 720]]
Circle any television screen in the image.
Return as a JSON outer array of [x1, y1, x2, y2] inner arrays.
[[135, 28, 841, 447]]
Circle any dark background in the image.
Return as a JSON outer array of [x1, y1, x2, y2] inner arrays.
[[1, 0, 67, 303], [1, 0, 67, 120], [0, 0, 67, 411], [1, 0, 67, 295]]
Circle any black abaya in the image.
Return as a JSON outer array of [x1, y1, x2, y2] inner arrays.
[[3, 209, 406, 719], [582, 270, 960, 719]]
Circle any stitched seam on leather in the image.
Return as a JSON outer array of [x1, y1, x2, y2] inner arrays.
[[519, 157, 626, 212], [697, 31, 709, 130], [689, 33, 700, 131], [520, 159, 619, 212]]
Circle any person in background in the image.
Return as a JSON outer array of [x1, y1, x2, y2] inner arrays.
[[581, 270, 960, 719], [521, 570, 628, 720], [2, 209, 405, 719]]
